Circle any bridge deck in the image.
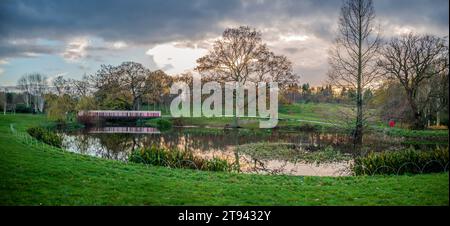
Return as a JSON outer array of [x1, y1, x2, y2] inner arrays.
[[78, 110, 161, 118]]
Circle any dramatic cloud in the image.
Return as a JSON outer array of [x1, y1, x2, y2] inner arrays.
[[0, 0, 448, 85], [145, 42, 208, 74], [62, 37, 90, 62]]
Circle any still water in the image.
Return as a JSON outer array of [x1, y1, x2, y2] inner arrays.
[[61, 126, 447, 176]]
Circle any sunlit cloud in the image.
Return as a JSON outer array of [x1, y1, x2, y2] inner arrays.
[[279, 34, 309, 42], [145, 42, 207, 74], [394, 26, 415, 35], [46, 72, 68, 84], [63, 37, 90, 62], [112, 41, 128, 49], [23, 52, 41, 57]]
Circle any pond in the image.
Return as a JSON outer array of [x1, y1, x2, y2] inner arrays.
[[60, 126, 447, 176]]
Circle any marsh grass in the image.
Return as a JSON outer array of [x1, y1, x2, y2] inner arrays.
[[352, 147, 449, 175], [238, 142, 352, 164], [129, 146, 235, 172]]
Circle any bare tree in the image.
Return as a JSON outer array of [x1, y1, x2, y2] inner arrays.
[[17, 76, 32, 107], [430, 60, 449, 126], [377, 33, 448, 129], [196, 26, 297, 127], [17, 73, 48, 113], [328, 0, 381, 146], [69, 74, 92, 98], [52, 75, 69, 96]]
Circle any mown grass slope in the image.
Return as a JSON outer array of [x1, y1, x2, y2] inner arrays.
[[0, 114, 448, 205]]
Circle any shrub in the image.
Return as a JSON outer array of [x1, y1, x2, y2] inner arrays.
[[15, 104, 33, 113], [171, 118, 184, 126], [156, 118, 172, 130], [145, 118, 172, 130], [128, 146, 233, 172], [351, 147, 449, 175], [26, 127, 63, 148], [204, 157, 235, 172]]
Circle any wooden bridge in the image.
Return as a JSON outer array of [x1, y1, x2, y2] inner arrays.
[[88, 126, 160, 134], [77, 110, 161, 119]]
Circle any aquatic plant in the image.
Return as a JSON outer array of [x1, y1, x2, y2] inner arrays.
[[128, 145, 234, 172], [26, 126, 63, 148], [238, 142, 351, 164], [352, 147, 449, 175]]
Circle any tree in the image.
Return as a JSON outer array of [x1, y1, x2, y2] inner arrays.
[[68, 75, 91, 98], [92, 63, 134, 110], [91, 62, 170, 110], [52, 76, 69, 96], [143, 70, 172, 108], [17, 73, 48, 113], [429, 63, 449, 126], [196, 26, 297, 127], [75, 96, 98, 112], [377, 33, 448, 129], [301, 83, 310, 95], [17, 77, 31, 107], [47, 93, 76, 122], [328, 0, 381, 146], [370, 81, 413, 124], [118, 62, 151, 110]]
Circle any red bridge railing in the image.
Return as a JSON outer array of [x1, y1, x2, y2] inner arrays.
[[78, 110, 161, 118]]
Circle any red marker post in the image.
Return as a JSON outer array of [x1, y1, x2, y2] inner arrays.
[[389, 119, 395, 128]]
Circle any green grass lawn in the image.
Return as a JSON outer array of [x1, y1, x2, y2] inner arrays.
[[0, 114, 448, 205], [161, 103, 347, 128]]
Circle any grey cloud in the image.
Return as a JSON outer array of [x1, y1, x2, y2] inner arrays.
[[0, 0, 447, 58], [0, 0, 242, 44], [0, 41, 57, 58], [0, 0, 448, 85], [284, 47, 301, 54], [0, 0, 243, 59]]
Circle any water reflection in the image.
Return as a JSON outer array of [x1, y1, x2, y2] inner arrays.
[[61, 126, 447, 176]]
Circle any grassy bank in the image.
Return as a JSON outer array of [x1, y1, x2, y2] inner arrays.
[[166, 103, 449, 138], [0, 114, 448, 205]]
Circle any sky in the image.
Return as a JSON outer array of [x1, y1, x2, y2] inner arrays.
[[0, 0, 448, 86]]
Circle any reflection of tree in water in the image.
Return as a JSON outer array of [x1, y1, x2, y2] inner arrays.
[[69, 133, 92, 155], [94, 133, 141, 160]]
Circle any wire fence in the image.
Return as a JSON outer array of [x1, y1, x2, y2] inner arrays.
[[9, 123, 64, 153], [353, 160, 449, 176]]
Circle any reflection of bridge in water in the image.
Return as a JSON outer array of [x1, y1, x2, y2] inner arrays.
[[88, 127, 160, 134], [78, 110, 161, 119]]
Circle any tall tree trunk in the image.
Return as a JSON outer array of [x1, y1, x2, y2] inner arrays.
[[354, 5, 364, 147], [409, 96, 423, 129], [25, 92, 30, 107], [132, 97, 140, 110], [232, 89, 240, 128], [406, 91, 423, 129], [436, 111, 440, 126], [233, 115, 239, 128], [3, 95, 6, 115], [233, 130, 240, 172]]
